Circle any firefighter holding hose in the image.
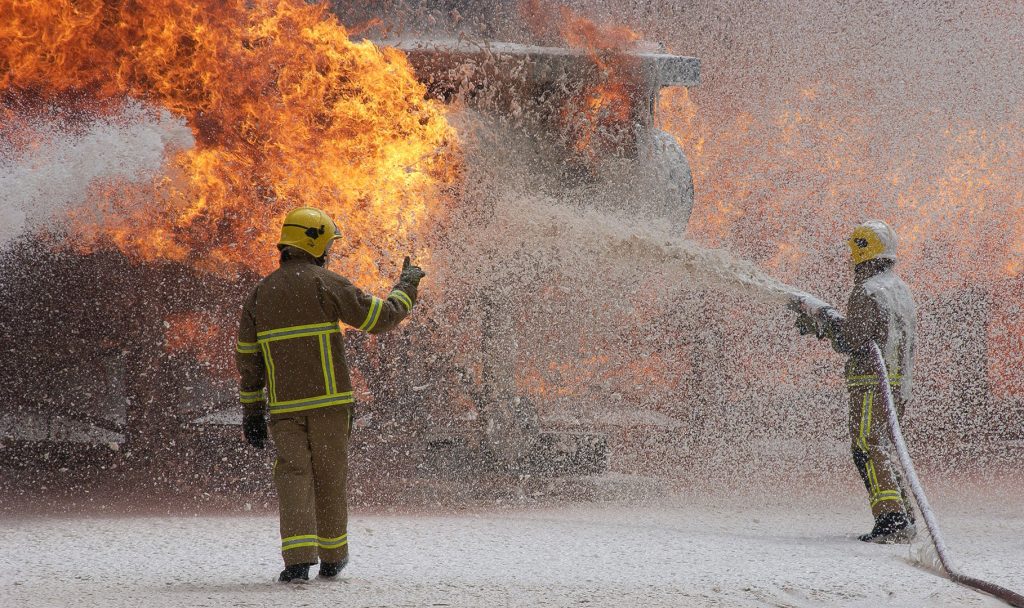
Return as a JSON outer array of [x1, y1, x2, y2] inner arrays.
[[792, 220, 917, 543], [235, 207, 425, 581]]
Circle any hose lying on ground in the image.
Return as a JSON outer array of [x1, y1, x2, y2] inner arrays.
[[869, 341, 1024, 608]]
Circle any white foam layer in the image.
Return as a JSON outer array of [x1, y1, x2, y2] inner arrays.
[[1, 497, 1020, 607], [0, 101, 194, 245]]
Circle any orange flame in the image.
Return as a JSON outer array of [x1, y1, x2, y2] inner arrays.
[[556, 5, 641, 52], [520, 0, 640, 51], [521, 0, 642, 157], [563, 78, 636, 156], [1, 0, 458, 288], [163, 311, 229, 367], [660, 85, 1024, 287]]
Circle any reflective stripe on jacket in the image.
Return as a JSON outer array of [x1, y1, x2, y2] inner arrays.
[[235, 251, 416, 417]]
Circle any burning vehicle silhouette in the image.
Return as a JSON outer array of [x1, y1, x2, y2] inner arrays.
[[363, 38, 701, 479], [0, 2, 700, 500]]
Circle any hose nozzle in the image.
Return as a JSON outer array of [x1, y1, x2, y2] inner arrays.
[[787, 291, 847, 349]]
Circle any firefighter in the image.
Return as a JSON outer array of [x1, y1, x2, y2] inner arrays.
[[236, 207, 425, 581], [795, 220, 917, 543]]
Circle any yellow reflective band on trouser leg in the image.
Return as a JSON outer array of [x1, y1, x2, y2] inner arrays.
[[858, 392, 871, 452], [861, 391, 882, 494], [848, 380, 901, 389], [281, 534, 319, 551], [358, 297, 383, 332], [846, 374, 902, 389], [865, 391, 874, 437], [865, 459, 881, 495], [317, 534, 348, 550], [870, 490, 903, 507], [847, 375, 903, 381]]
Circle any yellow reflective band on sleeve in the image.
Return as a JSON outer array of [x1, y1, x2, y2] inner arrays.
[[317, 533, 348, 549], [281, 534, 319, 551], [358, 297, 383, 332], [257, 322, 340, 343], [388, 289, 413, 312], [236, 341, 260, 354], [268, 392, 354, 415], [239, 389, 264, 404]]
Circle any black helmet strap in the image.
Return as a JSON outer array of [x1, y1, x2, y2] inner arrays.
[[284, 223, 326, 240]]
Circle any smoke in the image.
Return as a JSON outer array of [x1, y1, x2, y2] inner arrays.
[[0, 101, 194, 246]]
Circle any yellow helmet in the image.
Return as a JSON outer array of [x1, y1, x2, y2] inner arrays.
[[277, 207, 342, 258], [848, 220, 897, 266]]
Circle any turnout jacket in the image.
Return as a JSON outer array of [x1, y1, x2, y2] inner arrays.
[[236, 252, 417, 417], [837, 261, 917, 401]]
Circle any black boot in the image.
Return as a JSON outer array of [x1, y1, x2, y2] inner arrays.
[[278, 562, 314, 583], [318, 557, 349, 579], [859, 512, 916, 544]]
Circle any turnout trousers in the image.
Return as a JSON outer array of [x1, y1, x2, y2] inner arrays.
[[269, 406, 352, 567], [846, 377, 913, 520]]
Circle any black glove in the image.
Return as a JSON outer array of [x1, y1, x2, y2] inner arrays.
[[243, 413, 268, 449], [794, 312, 818, 337], [794, 306, 851, 353], [793, 304, 846, 342], [399, 256, 426, 288]]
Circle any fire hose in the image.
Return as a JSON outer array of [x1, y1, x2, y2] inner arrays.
[[868, 341, 1024, 608]]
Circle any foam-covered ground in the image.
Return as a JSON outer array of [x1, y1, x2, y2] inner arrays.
[[2, 490, 1021, 608]]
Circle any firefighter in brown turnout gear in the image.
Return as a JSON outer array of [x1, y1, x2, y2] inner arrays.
[[236, 207, 425, 582], [793, 220, 917, 544]]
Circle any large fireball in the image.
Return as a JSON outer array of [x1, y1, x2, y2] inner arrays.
[[1, 0, 458, 285]]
